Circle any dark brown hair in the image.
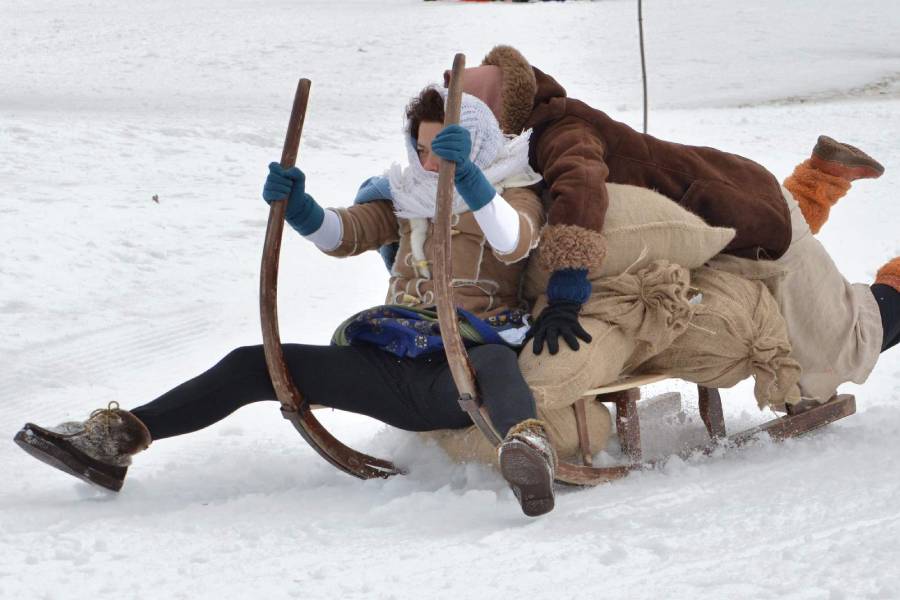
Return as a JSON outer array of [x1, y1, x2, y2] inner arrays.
[[406, 87, 445, 141]]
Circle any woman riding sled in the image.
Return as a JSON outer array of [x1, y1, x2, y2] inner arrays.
[[14, 86, 560, 518]]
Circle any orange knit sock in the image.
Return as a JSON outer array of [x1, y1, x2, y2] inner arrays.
[[876, 258, 900, 292], [783, 159, 852, 234]]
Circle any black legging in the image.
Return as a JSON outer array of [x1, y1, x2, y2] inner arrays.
[[872, 284, 900, 352], [131, 343, 535, 441]]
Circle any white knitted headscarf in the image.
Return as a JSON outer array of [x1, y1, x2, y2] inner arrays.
[[387, 86, 541, 220]]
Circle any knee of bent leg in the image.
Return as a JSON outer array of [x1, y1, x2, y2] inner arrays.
[[470, 344, 519, 374]]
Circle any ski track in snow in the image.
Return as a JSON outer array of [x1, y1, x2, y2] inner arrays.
[[2, 1, 899, 598]]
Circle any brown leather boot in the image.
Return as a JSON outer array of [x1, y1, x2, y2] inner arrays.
[[810, 135, 885, 181], [783, 134, 884, 234], [498, 419, 557, 517], [14, 402, 152, 492]]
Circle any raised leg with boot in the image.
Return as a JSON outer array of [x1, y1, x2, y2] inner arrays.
[[783, 135, 884, 234]]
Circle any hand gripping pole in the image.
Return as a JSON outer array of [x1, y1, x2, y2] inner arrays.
[[259, 79, 401, 479]]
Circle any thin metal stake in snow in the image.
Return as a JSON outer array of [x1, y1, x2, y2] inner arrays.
[[638, 0, 648, 133]]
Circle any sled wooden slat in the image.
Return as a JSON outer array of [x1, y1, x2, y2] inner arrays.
[[573, 398, 593, 466], [612, 388, 642, 462], [698, 386, 727, 439], [582, 373, 669, 396], [260, 78, 401, 480], [556, 462, 634, 486]]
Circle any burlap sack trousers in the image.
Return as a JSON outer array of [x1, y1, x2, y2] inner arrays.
[[769, 189, 883, 402]]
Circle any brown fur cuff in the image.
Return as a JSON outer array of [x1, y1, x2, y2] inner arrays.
[[482, 45, 537, 134], [537, 224, 608, 272], [876, 257, 900, 292], [507, 418, 547, 437], [117, 410, 153, 453]]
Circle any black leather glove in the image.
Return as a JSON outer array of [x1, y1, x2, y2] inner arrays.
[[527, 301, 593, 355]]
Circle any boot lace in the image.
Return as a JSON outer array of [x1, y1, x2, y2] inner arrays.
[[55, 401, 121, 438], [87, 401, 122, 430]]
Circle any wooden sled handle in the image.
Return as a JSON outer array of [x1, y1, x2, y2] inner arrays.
[[260, 78, 401, 480], [432, 58, 642, 486], [432, 54, 503, 447]]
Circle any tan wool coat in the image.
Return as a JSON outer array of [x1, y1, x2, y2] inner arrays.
[[322, 187, 544, 316]]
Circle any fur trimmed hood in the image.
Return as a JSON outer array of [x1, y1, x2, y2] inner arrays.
[[480, 46, 538, 135], [450, 45, 568, 135]]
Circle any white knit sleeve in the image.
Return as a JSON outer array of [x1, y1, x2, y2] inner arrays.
[[303, 209, 342, 251], [472, 193, 520, 255]]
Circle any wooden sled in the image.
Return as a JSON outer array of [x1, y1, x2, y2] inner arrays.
[[259, 60, 857, 488]]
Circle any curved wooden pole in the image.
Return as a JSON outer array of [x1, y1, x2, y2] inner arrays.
[[432, 58, 647, 486], [432, 54, 503, 447], [260, 79, 401, 479]]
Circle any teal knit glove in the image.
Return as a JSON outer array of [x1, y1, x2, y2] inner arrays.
[[262, 163, 324, 236], [430, 125, 495, 211]]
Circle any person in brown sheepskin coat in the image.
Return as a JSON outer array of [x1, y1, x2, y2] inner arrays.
[[449, 45, 897, 411]]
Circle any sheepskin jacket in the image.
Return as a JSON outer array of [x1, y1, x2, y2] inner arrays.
[[475, 45, 792, 272], [323, 187, 543, 317]]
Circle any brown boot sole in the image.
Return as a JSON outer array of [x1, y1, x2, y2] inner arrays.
[[499, 439, 555, 517], [809, 155, 884, 180], [14, 424, 126, 492], [811, 135, 885, 180]]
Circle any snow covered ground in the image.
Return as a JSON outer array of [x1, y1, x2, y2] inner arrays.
[[1, 0, 899, 597]]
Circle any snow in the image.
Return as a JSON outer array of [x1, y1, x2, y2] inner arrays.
[[1, 0, 899, 598]]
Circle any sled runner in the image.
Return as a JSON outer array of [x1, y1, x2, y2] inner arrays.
[[574, 378, 856, 477], [260, 57, 857, 487]]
